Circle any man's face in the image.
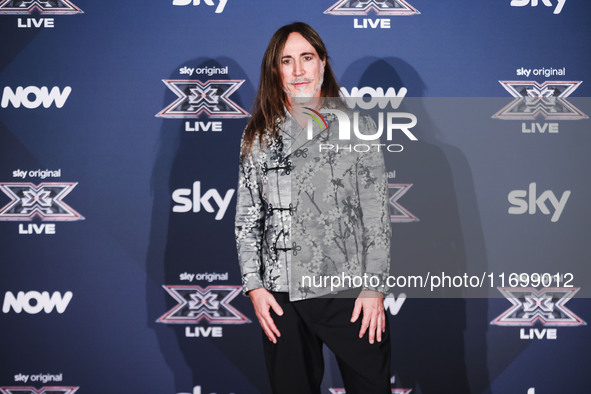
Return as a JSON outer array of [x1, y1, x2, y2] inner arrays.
[[281, 32, 326, 104]]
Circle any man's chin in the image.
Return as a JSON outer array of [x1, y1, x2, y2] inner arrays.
[[292, 95, 314, 104], [288, 89, 318, 104]]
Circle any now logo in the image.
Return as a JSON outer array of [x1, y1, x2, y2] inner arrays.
[[1, 86, 72, 109], [2, 291, 73, 314], [340, 86, 408, 110], [384, 293, 406, 315]]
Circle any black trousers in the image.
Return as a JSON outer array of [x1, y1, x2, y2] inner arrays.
[[262, 291, 391, 394]]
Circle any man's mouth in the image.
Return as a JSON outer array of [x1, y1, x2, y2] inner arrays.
[[289, 78, 314, 89]]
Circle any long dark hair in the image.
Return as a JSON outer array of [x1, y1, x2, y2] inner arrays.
[[241, 22, 340, 158]]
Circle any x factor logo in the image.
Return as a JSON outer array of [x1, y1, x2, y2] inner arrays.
[[388, 184, 418, 223], [491, 287, 586, 327], [324, 0, 419, 15], [0, 388, 79, 394], [493, 97, 587, 120], [157, 79, 249, 118], [0, 0, 83, 14], [494, 80, 586, 120], [157, 285, 250, 324], [499, 80, 581, 98], [0, 182, 84, 221], [330, 389, 411, 394]]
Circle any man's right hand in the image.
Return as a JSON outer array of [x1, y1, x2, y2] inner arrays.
[[248, 288, 284, 344]]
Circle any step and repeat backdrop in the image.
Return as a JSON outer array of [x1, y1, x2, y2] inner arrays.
[[1, 1, 590, 393]]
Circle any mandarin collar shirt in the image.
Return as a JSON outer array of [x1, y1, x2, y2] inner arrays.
[[235, 109, 391, 301]]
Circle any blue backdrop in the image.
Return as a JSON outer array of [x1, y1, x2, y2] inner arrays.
[[1, 1, 590, 393]]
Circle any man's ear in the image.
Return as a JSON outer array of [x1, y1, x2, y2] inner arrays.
[[322, 58, 326, 68]]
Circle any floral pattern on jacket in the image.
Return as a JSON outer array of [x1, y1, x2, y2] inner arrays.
[[235, 110, 391, 301]]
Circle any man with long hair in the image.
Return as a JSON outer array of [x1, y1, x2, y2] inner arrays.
[[235, 22, 391, 393]]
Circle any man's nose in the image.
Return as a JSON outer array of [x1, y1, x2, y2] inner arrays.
[[293, 59, 304, 76]]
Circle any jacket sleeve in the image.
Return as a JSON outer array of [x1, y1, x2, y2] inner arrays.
[[357, 115, 392, 295], [235, 139, 265, 295]]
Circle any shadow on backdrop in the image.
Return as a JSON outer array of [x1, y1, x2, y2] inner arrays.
[[146, 57, 270, 393], [336, 57, 491, 394]]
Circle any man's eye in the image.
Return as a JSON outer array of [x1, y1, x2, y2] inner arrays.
[[304, 56, 313, 61], [282, 59, 291, 65]]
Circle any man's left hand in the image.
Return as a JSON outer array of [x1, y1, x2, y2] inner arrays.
[[350, 289, 386, 344]]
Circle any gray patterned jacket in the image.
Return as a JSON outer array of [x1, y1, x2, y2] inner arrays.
[[235, 110, 391, 301]]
